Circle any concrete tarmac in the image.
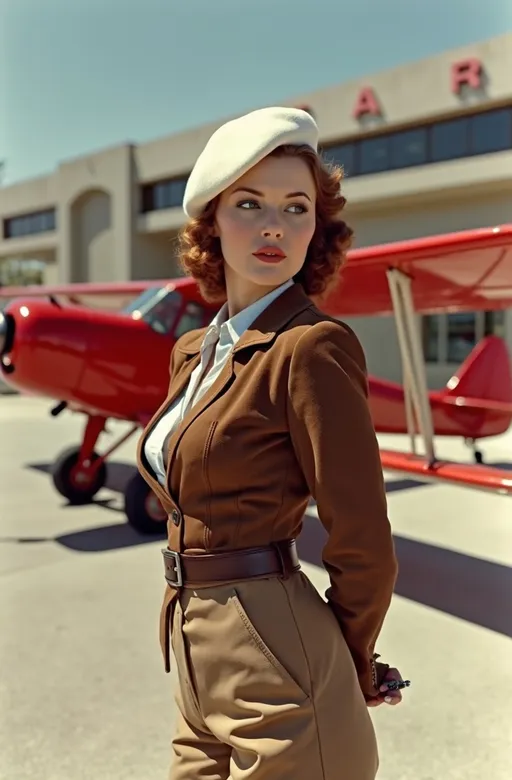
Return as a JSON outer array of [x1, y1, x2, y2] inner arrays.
[[0, 395, 511, 779]]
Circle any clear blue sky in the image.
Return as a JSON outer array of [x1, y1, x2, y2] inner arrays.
[[2, 0, 511, 186]]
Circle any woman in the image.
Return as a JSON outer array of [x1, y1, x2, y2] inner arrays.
[[136, 106, 404, 780]]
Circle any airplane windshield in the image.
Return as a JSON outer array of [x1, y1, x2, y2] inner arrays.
[[123, 286, 170, 316], [124, 286, 210, 337]]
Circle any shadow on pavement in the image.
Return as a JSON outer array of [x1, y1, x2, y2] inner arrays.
[[19, 460, 166, 550], [21, 459, 512, 636], [489, 461, 512, 470], [0, 523, 160, 551], [28, 459, 434, 498], [298, 511, 512, 639], [55, 522, 161, 551], [28, 459, 137, 494]]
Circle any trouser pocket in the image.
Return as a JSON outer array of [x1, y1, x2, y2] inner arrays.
[[229, 584, 310, 703]]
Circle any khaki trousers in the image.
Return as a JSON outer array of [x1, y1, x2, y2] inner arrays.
[[168, 570, 379, 779]]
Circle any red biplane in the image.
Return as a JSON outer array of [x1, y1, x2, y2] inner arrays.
[[1, 224, 511, 533]]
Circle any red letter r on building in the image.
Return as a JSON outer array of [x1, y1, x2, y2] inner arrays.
[[451, 58, 482, 93]]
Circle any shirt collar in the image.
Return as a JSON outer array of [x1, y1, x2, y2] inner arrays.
[[202, 278, 294, 350]]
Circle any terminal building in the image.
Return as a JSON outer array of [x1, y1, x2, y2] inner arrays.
[[1, 33, 511, 387]]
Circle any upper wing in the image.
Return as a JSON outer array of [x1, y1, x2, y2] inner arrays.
[[321, 224, 512, 317]]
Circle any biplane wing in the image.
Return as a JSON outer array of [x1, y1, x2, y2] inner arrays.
[[323, 223, 512, 496], [321, 223, 512, 317]]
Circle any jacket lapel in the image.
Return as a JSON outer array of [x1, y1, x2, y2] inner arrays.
[[137, 351, 202, 493], [163, 283, 313, 475], [233, 281, 313, 355], [140, 282, 314, 501], [163, 350, 235, 490]]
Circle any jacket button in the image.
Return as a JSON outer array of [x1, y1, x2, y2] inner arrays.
[[171, 509, 181, 526]]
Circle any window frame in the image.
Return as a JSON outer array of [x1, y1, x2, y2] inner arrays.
[[140, 176, 189, 213], [3, 208, 56, 239], [320, 105, 512, 180], [422, 310, 505, 364]]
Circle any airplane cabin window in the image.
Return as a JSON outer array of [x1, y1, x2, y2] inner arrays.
[[144, 292, 183, 335], [125, 288, 183, 334], [174, 302, 208, 339], [123, 287, 165, 315]]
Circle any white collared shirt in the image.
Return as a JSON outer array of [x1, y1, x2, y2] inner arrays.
[[144, 279, 294, 485]]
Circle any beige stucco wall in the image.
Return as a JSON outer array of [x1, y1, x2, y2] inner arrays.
[[57, 144, 135, 282], [347, 189, 512, 248], [132, 231, 182, 280], [0, 174, 58, 216], [70, 189, 114, 283]]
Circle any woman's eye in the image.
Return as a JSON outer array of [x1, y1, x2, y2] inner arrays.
[[236, 200, 308, 213], [237, 200, 259, 209]]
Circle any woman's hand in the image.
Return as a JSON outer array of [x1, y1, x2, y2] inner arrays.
[[366, 667, 407, 708]]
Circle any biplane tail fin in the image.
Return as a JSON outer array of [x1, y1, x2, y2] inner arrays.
[[443, 335, 512, 404]]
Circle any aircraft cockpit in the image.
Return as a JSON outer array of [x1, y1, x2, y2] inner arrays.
[[123, 286, 214, 338]]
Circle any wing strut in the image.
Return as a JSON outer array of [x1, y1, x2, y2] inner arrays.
[[386, 268, 436, 465]]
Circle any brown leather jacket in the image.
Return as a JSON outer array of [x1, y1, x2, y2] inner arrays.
[[136, 282, 398, 699]]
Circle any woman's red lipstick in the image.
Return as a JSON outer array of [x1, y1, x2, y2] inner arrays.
[[252, 246, 287, 263]]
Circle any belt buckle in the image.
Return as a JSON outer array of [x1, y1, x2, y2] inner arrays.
[[162, 549, 183, 588]]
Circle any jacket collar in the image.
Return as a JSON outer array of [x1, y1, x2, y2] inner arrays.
[[177, 282, 313, 356]]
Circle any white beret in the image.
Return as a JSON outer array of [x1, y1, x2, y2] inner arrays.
[[183, 106, 319, 218]]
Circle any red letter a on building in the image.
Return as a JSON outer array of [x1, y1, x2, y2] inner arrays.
[[352, 87, 380, 119]]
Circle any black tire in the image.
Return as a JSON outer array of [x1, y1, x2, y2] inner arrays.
[[51, 445, 107, 504], [124, 472, 167, 535]]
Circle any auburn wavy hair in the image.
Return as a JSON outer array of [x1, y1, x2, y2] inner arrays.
[[177, 144, 353, 304]]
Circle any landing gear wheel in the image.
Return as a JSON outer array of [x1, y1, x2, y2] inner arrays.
[[51, 445, 107, 504], [474, 450, 484, 464], [124, 472, 167, 535]]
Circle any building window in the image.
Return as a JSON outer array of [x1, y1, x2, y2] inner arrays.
[[422, 310, 506, 365], [322, 105, 512, 179], [3, 208, 56, 239], [431, 117, 470, 163], [484, 309, 505, 338], [390, 128, 428, 168], [359, 136, 390, 174], [422, 315, 440, 362], [446, 312, 477, 363], [471, 108, 512, 156], [322, 143, 356, 176], [141, 177, 188, 213], [0, 258, 45, 285]]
